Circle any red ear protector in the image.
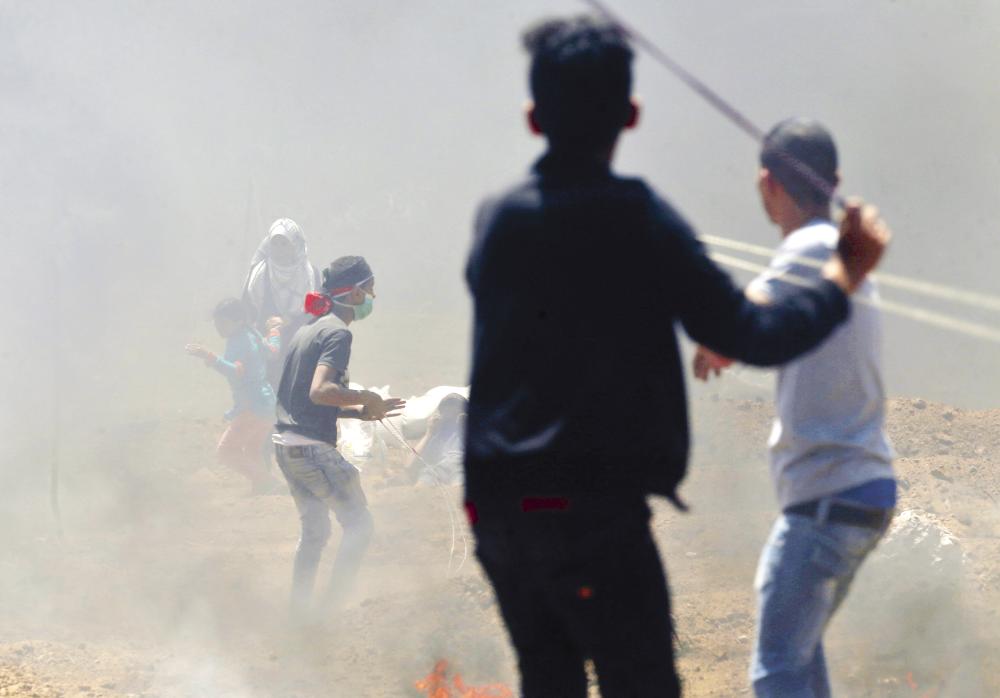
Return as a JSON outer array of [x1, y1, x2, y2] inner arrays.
[[304, 291, 332, 316], [305, 284, 359, 316]]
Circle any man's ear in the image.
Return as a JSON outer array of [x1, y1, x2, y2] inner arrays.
[[525, 101, 544, 136], [758, 167, 785, 204], [758, 167, 777, 193], [624, 96, 641, 130]]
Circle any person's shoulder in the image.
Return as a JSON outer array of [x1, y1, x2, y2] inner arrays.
[[642, 182, 689, 227], [469, 177, 545, 262], [228, 328, 254, 348], [246, 259, 268, 286], [616, 176, 696, 241], [291, 314, 347, 344], [781, 221, 837, 256], [476, 176, 542, 224], [315, 314, 352, 339]]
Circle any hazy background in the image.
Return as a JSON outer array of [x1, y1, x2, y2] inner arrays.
[[1, 1, 999, 694], [2, 0, 999, 544]]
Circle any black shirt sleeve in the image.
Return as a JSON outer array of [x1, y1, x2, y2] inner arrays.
[[653, 196, 849, 366]]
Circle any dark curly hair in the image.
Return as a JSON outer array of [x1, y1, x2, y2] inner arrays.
[[523, 15, 634, 149], [213, 297, 248, 325]]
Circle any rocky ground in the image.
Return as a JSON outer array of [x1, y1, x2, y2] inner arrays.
[[1, 387, 998, 697]]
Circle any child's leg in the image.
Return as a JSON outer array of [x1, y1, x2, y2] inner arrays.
[[245, 415, 282, 491], [216, 419, 246, 472], [217, 413, 276, 488]]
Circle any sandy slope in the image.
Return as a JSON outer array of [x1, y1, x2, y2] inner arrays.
[[2, 393, 998, 697]]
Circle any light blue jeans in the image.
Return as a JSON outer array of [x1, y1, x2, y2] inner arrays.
[[751, 505, 891, 697], [274, 442, 374, 619]]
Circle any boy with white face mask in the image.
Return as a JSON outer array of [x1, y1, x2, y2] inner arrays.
[[273, 255, 405, 619]]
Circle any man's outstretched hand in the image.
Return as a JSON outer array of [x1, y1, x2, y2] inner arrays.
[[360, 393, 407, 421], [823, 198, 892, 294], [693, 345, 734, 382]]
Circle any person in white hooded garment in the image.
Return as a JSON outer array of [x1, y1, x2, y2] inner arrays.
[[243, 218, 321, 379]]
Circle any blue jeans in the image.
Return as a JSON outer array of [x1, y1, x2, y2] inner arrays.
[[274, 442, 373, 619], [752, 505, 891, 697]]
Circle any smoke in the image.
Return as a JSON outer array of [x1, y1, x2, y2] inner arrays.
[[2, 0, 999, 695]]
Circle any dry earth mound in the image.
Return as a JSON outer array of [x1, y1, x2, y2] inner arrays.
[[1, 395, 997, 697]]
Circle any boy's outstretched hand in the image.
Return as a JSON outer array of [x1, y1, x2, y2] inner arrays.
[[185, 343, 216, 365], [822, 198, 892, 294]]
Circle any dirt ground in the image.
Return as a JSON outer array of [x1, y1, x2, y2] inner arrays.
[[2, 386, 999, 697]]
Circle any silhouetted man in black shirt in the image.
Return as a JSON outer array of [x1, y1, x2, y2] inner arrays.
[[464, 16, 891, 697]]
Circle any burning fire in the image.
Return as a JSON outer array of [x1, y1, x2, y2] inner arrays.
[[904, 671, 941, 698], [415, 659, 513, 698]]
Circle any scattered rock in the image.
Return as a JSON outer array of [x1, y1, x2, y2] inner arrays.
[[930, 468, 953, 482], [913, 398, 927, 410], [879, 509, 963, 572], [932, 433, 955, 446]]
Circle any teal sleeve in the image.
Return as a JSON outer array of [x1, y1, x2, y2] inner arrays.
[[212, 333, 254, 380], [211, 356, 243, 380]]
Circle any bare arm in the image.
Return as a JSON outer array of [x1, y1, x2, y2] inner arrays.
[[308, 364, 405, 419], [403, 432, 433, 484], [308, 364, 369, 407], [402, 412, 443, 483]]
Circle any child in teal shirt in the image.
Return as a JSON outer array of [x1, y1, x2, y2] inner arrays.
[[187, 298, 282, 494]]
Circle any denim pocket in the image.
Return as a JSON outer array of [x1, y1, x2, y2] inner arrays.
[[808, 521, 881, 578], [808, 533, 851, 578]]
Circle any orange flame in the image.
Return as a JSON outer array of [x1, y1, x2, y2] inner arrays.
[[415, 659, 513, 698], [904, 671, 941, 698]]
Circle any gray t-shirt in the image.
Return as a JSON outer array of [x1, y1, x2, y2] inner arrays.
[[275, 313, 352, 445], [748, 221, 895, 508]]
